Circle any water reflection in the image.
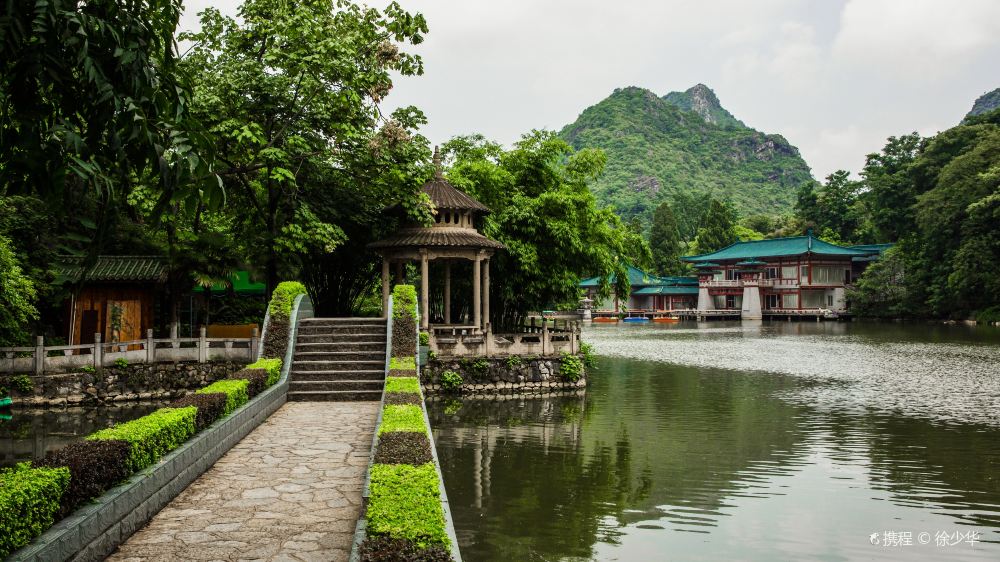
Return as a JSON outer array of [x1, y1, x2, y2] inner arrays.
[[0, 402, 166, 468], [428, 322, 1000, 561]]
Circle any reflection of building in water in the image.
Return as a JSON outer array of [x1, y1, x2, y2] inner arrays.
[[432, 394, 585, 510]]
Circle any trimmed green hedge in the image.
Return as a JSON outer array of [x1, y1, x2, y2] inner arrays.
[[197, 379, 250, 415], [367, 463, 448, 549], [0, 463, 71, 558], [389, 357, 416, 371], [385, 377, 421, 395], [392, 284, 417, 320], [87, 407, 197, 472], [246, 357, 282, 386], [379, 405, 426, 435], [269, 281, 307, 321]]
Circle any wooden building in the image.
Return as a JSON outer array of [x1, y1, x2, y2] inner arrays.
[[579, 265, 699, 312]]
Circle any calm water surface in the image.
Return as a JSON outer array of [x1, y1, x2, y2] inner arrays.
[[0, 402, 166, 468], [427, 321, 1000, 561]]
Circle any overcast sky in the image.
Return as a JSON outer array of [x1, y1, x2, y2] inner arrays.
[[180, 0, 1000, 180]]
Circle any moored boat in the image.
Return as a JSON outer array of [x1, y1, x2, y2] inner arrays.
[[592, 317, 619, 323], [622, 316, 649, 323], [0, 396, 12, 408], [653, 317, 680, 323]]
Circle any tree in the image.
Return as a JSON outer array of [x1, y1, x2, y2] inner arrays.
[[0, 235, 37, 346], [649, 202, 684, 275], [445, 131, 641, 328], [180, 0, 428, 294], [861, 133, 922, 242], [795, 171, 864, 243], [692, 199, 737, 253]]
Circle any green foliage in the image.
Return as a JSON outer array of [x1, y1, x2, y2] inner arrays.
[[393, 285, 418, 319], [269, 282, 308, 321], [559, 353, 585, 382], [197, 380, 250, 416], [469, 358, 489, 377], [36, 440, 131, 519], [114, 358, 129, 368], [861, 134, 922, 241], [795, 171, 865, 243], [975, 306, 1000, 324], [579, 342, 597, 369], [419, 332, 430, 346], [558, 86, 812, 227], [367, 463, 449, 549], [439, 371, 463, 393], [390, 357, 416, 371], [87, 407, 197, 472], [846, 247, 909, 318], [246, 358, 282, 386], [10, 375, 32, 395], [379, 405, 427, 435], [385, 377, 421, 395], [649, 202, 684, 276], [81, 366, 96, 375], [444, 131, 642, 327], [966, 88, 1000, 120], [692, 199, 737, 254], [0, 463, 71, 558], [0, 236, 37, 347], [505, 355, 523, 369]]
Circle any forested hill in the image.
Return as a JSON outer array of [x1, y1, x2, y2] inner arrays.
[[559, 85, 813, 222], [965, 88, 1000, 120]]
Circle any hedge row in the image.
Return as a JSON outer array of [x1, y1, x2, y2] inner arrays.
[[0, 355, 284, 558], [385, 377, 420, 395]]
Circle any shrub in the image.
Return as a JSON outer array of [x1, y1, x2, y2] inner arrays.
[[197, 380, 249, 415], [469, 358, 489, 377], [580, 342, 597, 368], [0, 463, 71, 558], [505, 355, 523, 369], [367, 463, 448, 549], [379, 405, 426, 435], [81, 365, 96, 374], [359, 536, 452, 562], [36, 440, 131, 518], [559, 353, 584, 382], [389, 356, 416, 371], [976, 305, 1000, 325], [269, 281, 308, 321], [439, 370, 462, 393], [11, 374, 32, 394], [374, 432, 433, 465], [114, 357, 128, 368], [171, 392, 227, 431], [246, 358, 282, 386], [385, 377, 421, 395], [87, 407, 197, 472], [418, 332, 430, 346], [230, 368, 268, 397], [392, 285, 418, 358], [384, 393, 423, 406]]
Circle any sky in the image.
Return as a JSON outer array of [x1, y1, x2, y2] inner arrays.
[[179, 0, 1000, 180]]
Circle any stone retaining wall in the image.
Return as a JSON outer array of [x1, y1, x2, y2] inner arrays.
[[420, 356, 586, 395], [2, 361, 242, 407]]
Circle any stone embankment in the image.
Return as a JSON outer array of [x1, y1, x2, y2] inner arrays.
[[421, 356, 586, 395]]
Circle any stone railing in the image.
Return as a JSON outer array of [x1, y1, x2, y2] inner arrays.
[[702, 280, 741, 287], [759, 278, 800, 288], [1, 328, 259, 375], [430, 319, 580, 357]]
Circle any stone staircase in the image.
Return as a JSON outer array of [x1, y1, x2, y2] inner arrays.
[[288, 317, 387, 401]]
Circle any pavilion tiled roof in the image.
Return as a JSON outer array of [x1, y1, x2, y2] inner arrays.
[[368, 228, 505, 250], [682, 234, 869, 263], [423, 179, 489, 212], [55, 256, 167, 283]]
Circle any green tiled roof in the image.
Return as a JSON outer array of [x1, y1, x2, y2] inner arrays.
[[683, 234, 868, 263], [632, 286, 699, 295], [193, 271, 266, 294], [579, 266, 698, 288], [848, 243, 894, 254], [55, 256, 167, 283]]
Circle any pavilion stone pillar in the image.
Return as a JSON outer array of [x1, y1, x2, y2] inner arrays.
[[473, 253, 482, 331], [395, 261, 404, 284], [444, 261, 451, 324], [420, 250, 429, 330], [381, 258, 390, 316], [483, 257, 490, 330]]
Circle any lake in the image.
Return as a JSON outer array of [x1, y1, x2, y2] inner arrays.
[[427, 321, 1000, 561]]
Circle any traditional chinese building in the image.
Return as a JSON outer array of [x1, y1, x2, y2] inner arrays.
[[579, 265, 698, 312], [681, 233, 887, 319]]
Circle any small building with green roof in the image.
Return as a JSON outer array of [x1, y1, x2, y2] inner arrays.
[[681, 232, 887, 319], [579, 265, 698, 312]]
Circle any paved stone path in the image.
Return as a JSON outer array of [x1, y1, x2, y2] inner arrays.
[[111, 402, 379, 562]]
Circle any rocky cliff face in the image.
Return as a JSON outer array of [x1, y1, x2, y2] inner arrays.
[[966, 88, 1000, 120], [559, 85, 812, 221]]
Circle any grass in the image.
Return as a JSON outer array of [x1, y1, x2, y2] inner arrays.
[[389, 356, 416, 370], [385, 377, 420, 395], [367, 463, 448, 549], [379, 405, 426, 435]]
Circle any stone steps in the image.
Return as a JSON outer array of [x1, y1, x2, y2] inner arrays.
[[288, 317, 387, 401]]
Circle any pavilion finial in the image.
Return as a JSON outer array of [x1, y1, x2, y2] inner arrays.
[[432, 145, 443, 179]]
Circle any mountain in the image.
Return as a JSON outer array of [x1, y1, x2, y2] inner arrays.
[[559, 85, 813, 226], [965, 88, 1000, 120]]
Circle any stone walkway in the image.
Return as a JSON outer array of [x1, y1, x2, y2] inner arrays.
[[110, 402, 379, 562]]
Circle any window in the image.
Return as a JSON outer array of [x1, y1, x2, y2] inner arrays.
[[800, 265, 809, 283], [725, 295, 736, 309], [812, 266, 846, 285], [765, 267, 778, 279], [801, 290, 824, 309], [766, 294, 779, 308], [782, 294, 798, 308], [827, 294, 834, 307], [781, 266, 797, 279], [725, 268, 738, 280]]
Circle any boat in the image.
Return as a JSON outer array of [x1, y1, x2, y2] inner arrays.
[[653, 317, 680, 323], [592, 317, 619, 323], [622, 316, 649, 323], [0, 396, 11, 408]]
